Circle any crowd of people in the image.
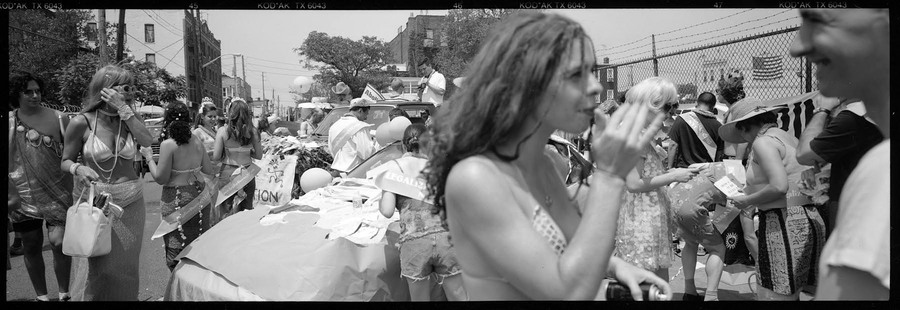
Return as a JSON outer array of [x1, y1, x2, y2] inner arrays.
[[7, 8, 888, 302]]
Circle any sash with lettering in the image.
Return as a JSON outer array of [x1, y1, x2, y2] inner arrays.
[[679, 111, 719, 161], [329, 118, 373, 156], [373, 162, 433, 205], [151, 170, 219, 239], [208, 163, 263, 227]]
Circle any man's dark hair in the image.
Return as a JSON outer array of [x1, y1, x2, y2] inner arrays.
[[697, 92, 717, 108], [418, 58, 433, 68], [349, 106, 370, 113], [9, 71, 45, 109]]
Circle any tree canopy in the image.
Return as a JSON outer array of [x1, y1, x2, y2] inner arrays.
[[294, 31, 394, 99]]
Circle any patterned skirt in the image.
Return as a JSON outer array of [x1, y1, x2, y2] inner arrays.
[[757, 204, 826, 295], [161, 181, 211, 270]]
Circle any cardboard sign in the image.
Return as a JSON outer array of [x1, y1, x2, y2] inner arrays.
[[362, 84, 386, 103], [254, 155, 298, 208]]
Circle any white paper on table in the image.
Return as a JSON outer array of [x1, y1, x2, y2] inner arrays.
[[714, 175, 743, 198], [723, 159, 746, 186]]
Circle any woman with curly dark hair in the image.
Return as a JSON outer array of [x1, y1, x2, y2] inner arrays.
[[422, 11, 671, 300], [140, 102, 218, 270], [210, 98, 262, 226], [8, 71, 73, 301]]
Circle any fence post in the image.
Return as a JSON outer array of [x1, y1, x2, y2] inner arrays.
[[804, 57, 812, 93], [651, 34, 659, 77]]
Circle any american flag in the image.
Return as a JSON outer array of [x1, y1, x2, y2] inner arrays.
[[752, 55, 783, 80]]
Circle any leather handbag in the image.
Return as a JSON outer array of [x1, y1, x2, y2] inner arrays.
[[62, 182, 112, 258]]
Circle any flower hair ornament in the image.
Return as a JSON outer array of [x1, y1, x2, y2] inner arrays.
[[724, 69, 744, 83]]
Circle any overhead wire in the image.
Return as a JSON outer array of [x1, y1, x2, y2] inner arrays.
[[125, 32, 184, 69], [656, 9, 755, 36], [656, 9, 794, 45], [655, 16, 798, 55]]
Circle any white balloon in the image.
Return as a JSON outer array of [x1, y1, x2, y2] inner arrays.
[[292, 76, 314, 94], [300, 168, 333, 193], [388, 116, 412, 141]]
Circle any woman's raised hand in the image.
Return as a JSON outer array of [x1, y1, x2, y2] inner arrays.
[[100, 88, 127, 109], [590, 103, 666, 179]]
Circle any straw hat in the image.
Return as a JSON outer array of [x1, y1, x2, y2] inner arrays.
[[718, 97, 787, 143], [350, 97, 372, 108], [331, 82, 351, 95]]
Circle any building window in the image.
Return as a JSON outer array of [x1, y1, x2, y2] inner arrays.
[[146, 53, 156, 64], [607, 90, 615, 101], [719, 68, 724, 80], [424, 28, 434, 47], [87, 22, 98, 41], [144, 24, 155, 43]]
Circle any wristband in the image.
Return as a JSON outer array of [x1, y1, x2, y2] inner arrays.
[[118, 105, 135, 120], [813, 107, 831, 115], [69, 163, 80, 175]]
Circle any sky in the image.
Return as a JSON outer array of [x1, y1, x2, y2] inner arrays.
[[195, 9, 801, 106]]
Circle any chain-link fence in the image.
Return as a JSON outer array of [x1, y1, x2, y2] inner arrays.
[[598, 26, 817, 104]]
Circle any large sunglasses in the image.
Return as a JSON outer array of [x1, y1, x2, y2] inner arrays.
[[22, 89, 42, 96], [661, 101, 679, 114], [113, 84, 135, 92]]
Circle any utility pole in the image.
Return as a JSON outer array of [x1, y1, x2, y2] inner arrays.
[[241, 55, 247, 99], [261, 72, 266, 101], [651, 34, 659, 77], [195, 9, 202, 110], [116, 10, 125, 62], [232, 55, 239, 100], [98, 9, 108, 66]]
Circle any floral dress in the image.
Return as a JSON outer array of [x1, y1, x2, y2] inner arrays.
[[614, 146, 675, 271]]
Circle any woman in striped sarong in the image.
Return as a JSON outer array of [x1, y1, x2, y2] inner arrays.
[[719, 100, 826, 300]]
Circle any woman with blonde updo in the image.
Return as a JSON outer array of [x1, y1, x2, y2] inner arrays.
[[614, 77, 701, 285]]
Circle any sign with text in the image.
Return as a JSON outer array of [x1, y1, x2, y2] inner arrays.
[[254, 154, 298, 208], [362, 83, 386, 103]]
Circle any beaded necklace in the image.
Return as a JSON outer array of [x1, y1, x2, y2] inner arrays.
[[90, 112, 122, 183]]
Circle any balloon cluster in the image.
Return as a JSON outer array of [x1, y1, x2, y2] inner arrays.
[[375, 116, 412, 146]]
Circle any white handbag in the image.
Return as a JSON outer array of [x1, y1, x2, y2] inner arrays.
[[62, 182, 112, 258]]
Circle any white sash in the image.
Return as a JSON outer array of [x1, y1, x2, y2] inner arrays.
[[680, 111, 718, 161], [329, 119, 371, 156]]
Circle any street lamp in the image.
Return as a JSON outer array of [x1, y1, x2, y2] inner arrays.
[[202, 53, 241, 68], [201, 53, 241, 112]]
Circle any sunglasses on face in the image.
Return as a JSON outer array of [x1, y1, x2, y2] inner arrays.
[[22, 89, 42, 96], [661, 102, 679, 114], [113, 84, 135, 92]]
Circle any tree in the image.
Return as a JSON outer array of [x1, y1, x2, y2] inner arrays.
[[55, 53, 186, 108], [294, 31, 394, 99], [9, 9, 95, 105], [430, 9, 522, 99], [9, 9, 127, 106]]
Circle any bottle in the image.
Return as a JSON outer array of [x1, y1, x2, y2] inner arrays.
[[599, 279, 667, 301], [352, 191, 363, 210]]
